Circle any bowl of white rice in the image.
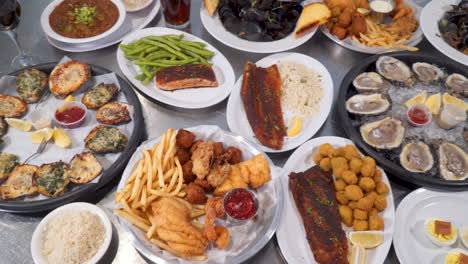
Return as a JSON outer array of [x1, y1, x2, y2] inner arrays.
[[31, 202, 112, 264]]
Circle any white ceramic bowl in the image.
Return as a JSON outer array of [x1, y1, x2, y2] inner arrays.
[[31, 202, 113, 264], [122, 0, 154, 12], [40, 0, 127, 44]]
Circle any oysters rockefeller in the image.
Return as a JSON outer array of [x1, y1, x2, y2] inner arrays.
[[347, 55, 468, 181]]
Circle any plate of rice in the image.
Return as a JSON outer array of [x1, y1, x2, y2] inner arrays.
[[226, 52, 334, 153]]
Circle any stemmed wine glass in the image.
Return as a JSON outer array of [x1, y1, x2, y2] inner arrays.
[[0, 0, 36, 70]]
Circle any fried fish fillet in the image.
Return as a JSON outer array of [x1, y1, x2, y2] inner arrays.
[[151, 197, 209, 258]]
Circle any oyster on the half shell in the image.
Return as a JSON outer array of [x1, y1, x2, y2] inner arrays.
[[412, 62, 444, 83], [400, 142, 434, 173], [437, 141, 468, 181], [346, 94, 391, 115], [376, 56, 415, 86], [446, 73, 468, 98], [360, 117, 405, 149], [352, 72, 387, 93]]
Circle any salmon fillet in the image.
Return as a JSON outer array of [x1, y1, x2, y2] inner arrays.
[[156, 64, 218, 91], [241, 62, 286, 150]]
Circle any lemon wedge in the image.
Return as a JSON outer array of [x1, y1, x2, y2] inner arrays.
[[349, 231, 384, 249], [349, 244, 366, 264], [405, 91, 427, 107], [425, 93, 442, 115], [30, 128, 54, 144], [5, 118, 33, 131], [287, 116, 302, 137], [357, 8, 370, 15], [64, 95, 74, 102], [53, 128, 72, 148], [442, 93, 468, 111]]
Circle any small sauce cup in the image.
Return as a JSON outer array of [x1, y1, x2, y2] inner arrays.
[[54, 101, 87, 129], [223, 188, 259, 224], [407, 103, 432, 127]]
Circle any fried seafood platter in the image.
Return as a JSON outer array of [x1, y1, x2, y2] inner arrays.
[[277, 136, 395, 264], [339, 53, 468, 189], [114, 126, 282, 263]]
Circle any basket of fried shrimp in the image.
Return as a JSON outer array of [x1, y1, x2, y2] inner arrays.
[[114, 125, 283, 264]]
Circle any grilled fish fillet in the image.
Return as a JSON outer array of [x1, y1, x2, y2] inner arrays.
[[156, 64, 218, 91], [241, 62, 286, 150], [289, 165, 349, 264]]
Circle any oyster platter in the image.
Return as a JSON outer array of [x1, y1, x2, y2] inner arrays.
[[339, 53, 468, 189]]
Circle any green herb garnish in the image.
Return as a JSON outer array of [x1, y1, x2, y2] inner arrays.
[[73, 4, 97, 25]]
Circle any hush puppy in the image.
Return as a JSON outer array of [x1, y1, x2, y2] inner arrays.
[[376, 181, 389, 195], [361, 164, 375, 178], [342, 170, 358, 185], [182, 161, 196, 183], [186, 182, 207, 204], [224, 146, 242, 164], [357, 197, 374, 211], [359, 177, 376, 192], [353, 220, 369, 231], [344, 185, 364, 201], [176, 129, 196, 149], [354, 208, 368, 220], [334, 179, 347, 191], [176, 148, 190, 164], [374, 195, 387, 211], [213, 142, 224, 157], [339, 205, 353, 227], [369, 215, 384, 230]]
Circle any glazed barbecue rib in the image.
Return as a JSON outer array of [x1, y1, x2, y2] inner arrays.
[[241, 62, 286, 150], [289, 165, 349, 264]]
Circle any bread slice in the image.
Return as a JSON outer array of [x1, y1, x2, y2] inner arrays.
[[67, 152, 103, 184], [0, 164, 38, 200], [295, 3, 331, 38], [49, 61, 91, 98], [204, 0, 219, 16], [96, 102, 131, 125]]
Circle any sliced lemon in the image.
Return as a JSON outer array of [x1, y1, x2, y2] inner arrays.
[[64, 95, 74, 102], [357, 8, 370, 15], [425, 93, 442, 115], [287, 116, 302, 137], [349, 231, 384, 249], [30, 128, 54, 144], [53, 128, 72, 148], [5, 118, 33, 132], [349, 244, 366, 264], [442, 93, 468, 111], [405, 91, 427, 107]]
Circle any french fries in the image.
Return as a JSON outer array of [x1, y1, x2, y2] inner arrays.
[[114, 128, 207, 260]]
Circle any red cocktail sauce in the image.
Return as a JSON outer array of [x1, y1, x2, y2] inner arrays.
[[224, 189, 257, 220], [408, 105, 430, 125], [55, 106, 86, 124]]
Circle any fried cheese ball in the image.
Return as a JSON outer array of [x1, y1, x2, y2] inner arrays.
[[339, 205, 353, 227], [374, 169, 383, 182], [349, 201, 358, 209], [334, 179, 347, 191], [354, 208, 368, 220], [343, 145, 361, 160], [319, 158, 331, 171], [374, 195, 387, 211], [361, 164, 375, 178], [362, 156, 376, 167], [357, 197, 374, 211], [369, 208, 379, 217], [336, 191, 349, 205], [319, 143, 336, 158], [376, 181, 390, 195], [369, 215, 384, 231], [342, 170, 358, 185], [313, 153, 323, 164], [359, 177, 376, 192], [344, 185, 363, 201], [349, 158, 363, 174], [353, 220, 369, 231]]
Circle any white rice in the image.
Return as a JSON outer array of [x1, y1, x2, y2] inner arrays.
[[278, 61, 323, 118]]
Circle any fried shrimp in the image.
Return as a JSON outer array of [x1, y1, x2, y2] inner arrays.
[[205, 197, 225, 241]]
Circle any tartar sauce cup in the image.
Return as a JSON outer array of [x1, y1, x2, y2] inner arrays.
[[223, 187, 259, 224], [53, 101, 87, 129]]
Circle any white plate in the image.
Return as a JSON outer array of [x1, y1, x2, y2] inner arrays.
[[277, 136, 395, 264], [46, 0, 161, 52], [421, 0, 468, 66], [394, 188, 468, 264], [31, 202, 113, 264], [117, 27, 236, 109], [199, 3, 317, 53], [226, 52, 333, 153], [315, 0, 423, 54], [41, 0, 127, 44]]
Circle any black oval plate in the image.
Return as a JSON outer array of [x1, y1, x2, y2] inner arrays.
[[338, 52, 468, 190], [0, 62, 145, 213]]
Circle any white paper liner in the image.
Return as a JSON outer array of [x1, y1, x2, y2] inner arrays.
[[0, 56, 135, 201], [310, 0, 423, 53], [110, 125, 281, 264]]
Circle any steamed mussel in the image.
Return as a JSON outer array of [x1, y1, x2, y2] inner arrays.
[[438, 0, 468, 54], [218, 0, 303, 41]]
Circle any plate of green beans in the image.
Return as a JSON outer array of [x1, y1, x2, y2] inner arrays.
[[117, 27, 235, 109]]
